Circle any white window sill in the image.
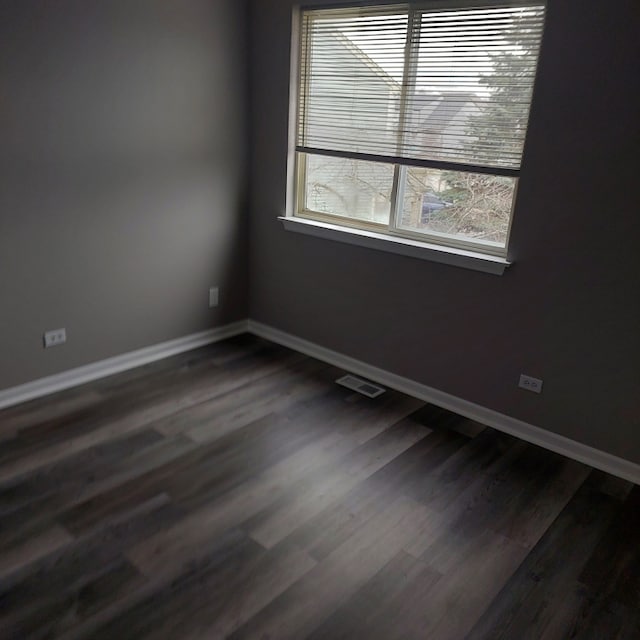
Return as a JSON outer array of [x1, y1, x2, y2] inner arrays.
[[278, 216, 511, 275]]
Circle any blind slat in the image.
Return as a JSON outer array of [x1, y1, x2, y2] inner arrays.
[[297, 3, 545, 171]]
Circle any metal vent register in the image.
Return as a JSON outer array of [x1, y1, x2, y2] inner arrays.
[[336, 375, 386, 398]]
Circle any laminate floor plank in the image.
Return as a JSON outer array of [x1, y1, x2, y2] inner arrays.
[[556, 484, 640, 640], [59, 398, 331, 535], [169, 359, 336, 442], [70, 529, 257, 640], [0, 344, 303, 484], [245, 406, 428, 549], [167, 542, 317, 640], [1, 559, 145, 640], [465, 474, 626, 640], [0, 524, 73, 581], [228, 495, 435, 640], [0, 392, 105, 437], [0, 334, 636, 639], [0, 432, 192, 556], [168, 391, 408, 517], [411, 449, 586, 573], [0, 495, 178, 603], [0, 430, 165, 516], [280, 427, 467, 562], [304, 550, 440, 640], [409, 403, 487, 438], [578, 485, 640, 606], [404, 429, 520, 513], [0, 349, 223, 447], [0, 335, 261, 438], [391, 529, 528, 640], [126, 394, 422, 578]]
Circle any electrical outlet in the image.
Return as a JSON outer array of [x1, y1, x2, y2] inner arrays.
[[209, 287, 219, 308], [519, 374, 543, 394], [44, 328, 67, 348]]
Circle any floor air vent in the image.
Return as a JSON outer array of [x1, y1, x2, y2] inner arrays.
[[336, 375, 386, 398]]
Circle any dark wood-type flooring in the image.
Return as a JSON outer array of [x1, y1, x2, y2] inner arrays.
[[0, 334, 638, 639]]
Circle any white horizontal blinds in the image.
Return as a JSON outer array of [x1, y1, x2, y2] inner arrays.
[[405, 4, 545, 170], [298, 3, 544, 173], [298, 6, 409, 158]]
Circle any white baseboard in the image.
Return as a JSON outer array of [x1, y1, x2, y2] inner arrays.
[[248, 320, 640, 485], [0, 320, 249, 411], [3, 317, 637, 485]]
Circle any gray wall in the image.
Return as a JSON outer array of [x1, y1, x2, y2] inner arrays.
[[0, 0, 249, 389], [248, 0, 640, 462]]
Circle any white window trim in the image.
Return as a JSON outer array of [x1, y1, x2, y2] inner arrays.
[[283, 2, 545, 273], [278, 215, 511, 275]]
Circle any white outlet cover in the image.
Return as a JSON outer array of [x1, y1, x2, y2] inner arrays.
[[519, 374, 543, 394], [44, 328, 67, 348], [209, 287, 219, 308]]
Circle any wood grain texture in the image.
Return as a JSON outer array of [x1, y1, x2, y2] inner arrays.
[[0, 334, 636, 639]]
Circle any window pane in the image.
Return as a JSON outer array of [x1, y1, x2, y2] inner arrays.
[[403, 6, 545, 170], [398, 167, 516, 247], [302, 153, 394, 225], [299, 9, 408, 157]]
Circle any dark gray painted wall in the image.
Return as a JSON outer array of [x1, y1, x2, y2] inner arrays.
[[248, 0, 640, 462], [0, 0, 249, 389]]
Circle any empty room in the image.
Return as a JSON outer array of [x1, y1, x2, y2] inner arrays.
[[0, 0, 638, 638]]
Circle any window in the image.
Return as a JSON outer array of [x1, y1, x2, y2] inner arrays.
[[289, 2, 545, 259]]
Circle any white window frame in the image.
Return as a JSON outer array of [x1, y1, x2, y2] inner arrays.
[[282, 1, 544, 274]]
